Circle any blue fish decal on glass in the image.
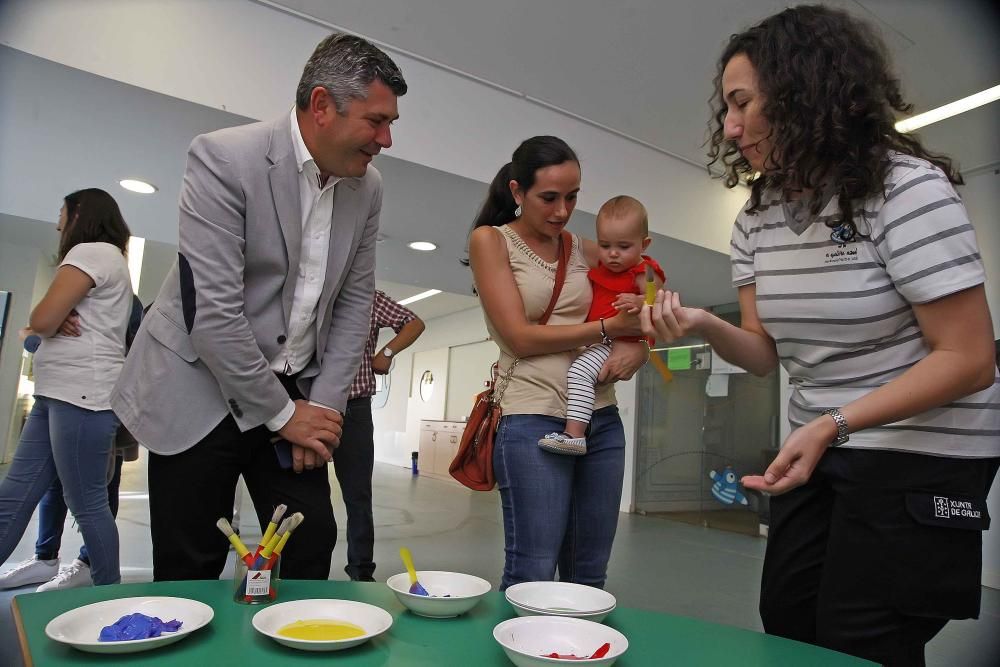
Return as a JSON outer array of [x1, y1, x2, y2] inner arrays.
[[709, 466, 748, 506]]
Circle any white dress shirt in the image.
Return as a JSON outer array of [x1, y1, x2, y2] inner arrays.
[[265, 108, 342, 431]]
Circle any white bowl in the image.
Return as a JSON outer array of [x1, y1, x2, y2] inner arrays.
[[509, 601, 615, 623], [44, 596, 214, 655], [493, 616, 628, 667], [505, 582, 616, 622], [386, 571, 491, 618], [251, 599, 392, 651]]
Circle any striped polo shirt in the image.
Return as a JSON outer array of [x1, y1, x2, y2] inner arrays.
[[731, 153, 999, 458]]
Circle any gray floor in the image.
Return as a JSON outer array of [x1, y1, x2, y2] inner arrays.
[[1, 454, 998, 666]]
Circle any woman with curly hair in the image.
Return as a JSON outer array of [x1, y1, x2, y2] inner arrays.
[[641, 5, 998, 665]]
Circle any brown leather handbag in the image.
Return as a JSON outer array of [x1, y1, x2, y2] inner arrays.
[[450, 230, 572, 491]]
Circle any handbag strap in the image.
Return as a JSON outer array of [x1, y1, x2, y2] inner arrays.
[[538, 230, 572, 326], [493, 231, 573, 404]]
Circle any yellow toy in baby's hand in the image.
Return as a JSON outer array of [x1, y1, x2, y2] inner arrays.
[[644, 264, 657, 306]]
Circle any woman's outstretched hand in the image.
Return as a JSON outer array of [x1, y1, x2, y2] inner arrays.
[[639, 289, 704, 343], [741, 416, 837, 495]]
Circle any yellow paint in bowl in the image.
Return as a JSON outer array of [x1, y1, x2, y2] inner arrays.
[[276, 619, 366, 641]]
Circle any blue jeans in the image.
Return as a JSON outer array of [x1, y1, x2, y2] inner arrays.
[[494, 406, 625, 591], [0, 397, 120, 585], [35, 454, 124, 565]]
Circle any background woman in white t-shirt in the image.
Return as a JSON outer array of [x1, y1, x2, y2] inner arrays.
[[0, 188, 132, 586], [640, 6, 998, 666]]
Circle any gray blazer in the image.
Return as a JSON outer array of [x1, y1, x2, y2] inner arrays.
[[111, 116, 379, 455]]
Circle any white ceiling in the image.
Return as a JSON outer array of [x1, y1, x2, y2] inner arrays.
[[268, 0, 1000, 172], [2, 1, 997, 320], [374, 279, 480, 322]]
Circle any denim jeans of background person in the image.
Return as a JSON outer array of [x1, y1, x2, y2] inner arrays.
[[29, 455, 125, 591], [494, 406, 625, 589], [0, 398, 120, 585], [0, 293, 143, 592]]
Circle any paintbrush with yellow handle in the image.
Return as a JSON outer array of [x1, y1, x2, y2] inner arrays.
[[644, 264, 657, 306], [254, 504, 287, 558], [216, 517, 255, 567], [266, 513, 304, 569], [253, 517, 291, 568]]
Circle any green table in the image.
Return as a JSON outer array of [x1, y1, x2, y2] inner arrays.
[[12, 580, 874, 666]]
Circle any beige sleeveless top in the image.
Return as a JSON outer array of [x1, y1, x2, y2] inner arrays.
[[481, 225, 615, 417]]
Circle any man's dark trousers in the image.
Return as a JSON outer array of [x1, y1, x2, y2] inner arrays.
[[332, 396, 376, 581]]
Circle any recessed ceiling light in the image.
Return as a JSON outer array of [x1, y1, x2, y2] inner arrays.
[[895, 84, 1000, 133], [398, 289, 441, 306], [408, 241, 437, 252], [119, 179, 157, 194]]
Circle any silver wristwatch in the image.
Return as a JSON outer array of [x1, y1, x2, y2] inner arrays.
[[822, 408, 850, 447], [382, 348, 394, 359]]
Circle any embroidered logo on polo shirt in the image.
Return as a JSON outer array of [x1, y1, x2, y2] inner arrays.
[[823, 242, 859, 265], [829, 223, 856, 244]]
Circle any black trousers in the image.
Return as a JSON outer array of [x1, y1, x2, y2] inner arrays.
[[331, 397, 376, 581], [761, 448, 998, 667], [147, 377, 336, 581]]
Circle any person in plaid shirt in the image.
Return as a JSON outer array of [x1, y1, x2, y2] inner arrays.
[[335, 290, 424, 580]]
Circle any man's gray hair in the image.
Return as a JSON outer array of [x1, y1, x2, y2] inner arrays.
[[296, 33, 407, 113]]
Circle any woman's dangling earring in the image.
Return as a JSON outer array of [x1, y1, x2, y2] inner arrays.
[[514, 204, 522, 218]]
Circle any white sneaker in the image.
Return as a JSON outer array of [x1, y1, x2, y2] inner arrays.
[[37, 558, 93, 592], [538, 432, 587, 456], [0, 556, 59, 589]]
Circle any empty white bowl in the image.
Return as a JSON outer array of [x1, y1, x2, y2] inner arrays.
[[493, 616, 628, 666], [385, 571, 491, 618], [44, 596, 214, 655], [505, 582, 616, 622], [251, 599, 392, 651]]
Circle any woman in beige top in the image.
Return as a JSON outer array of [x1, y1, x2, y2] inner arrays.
[[468, 136, 646, 590]]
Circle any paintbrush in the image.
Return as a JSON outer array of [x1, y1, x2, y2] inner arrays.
[[216, 517, 255, 567], [400, 547, 429, 596], [253, 517, 291, 568], [262, 513, 304, 600], [644, 264, 657, 306], [264, 513, 304, 570], [254, 504, 287, 557]]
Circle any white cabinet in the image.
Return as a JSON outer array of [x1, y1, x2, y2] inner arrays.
[[417, 420, 466, 485]]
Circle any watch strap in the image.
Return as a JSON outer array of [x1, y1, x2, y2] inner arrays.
[[822, 408, 850, 447]]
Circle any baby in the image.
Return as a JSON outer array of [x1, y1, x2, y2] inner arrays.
[[539, 195, 664, 455]]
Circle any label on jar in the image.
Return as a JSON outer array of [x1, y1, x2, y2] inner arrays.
[[246, 570, 271, 597]]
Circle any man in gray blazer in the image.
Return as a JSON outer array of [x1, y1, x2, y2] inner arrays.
[[111, 34, 406, 581]]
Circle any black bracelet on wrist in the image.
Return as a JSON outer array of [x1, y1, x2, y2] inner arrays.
[[599, 318, 613, 345]]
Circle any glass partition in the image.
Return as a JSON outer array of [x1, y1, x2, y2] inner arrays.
[[633, 310, 778, 536]]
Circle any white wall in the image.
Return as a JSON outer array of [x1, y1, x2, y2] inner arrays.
[[0, 242, 48, 462], [372, 306, 489, 468], [961, 169, 1000, 336], [960, 168, 1000, 589], [136, 240, 178, 308]]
